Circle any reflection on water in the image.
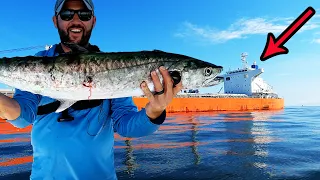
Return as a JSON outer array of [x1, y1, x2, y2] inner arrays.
[[190, 116, 200, 165], [123, 139, 136, 177], [115, 110, 286, 179], [0, 156, 33, 167], [1, 107, 320, 180]]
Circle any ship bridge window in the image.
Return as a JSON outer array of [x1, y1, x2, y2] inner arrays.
[[226, 77, 230, 81]]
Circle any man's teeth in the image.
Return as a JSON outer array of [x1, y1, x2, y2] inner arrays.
[[70, 29, 82, 33]]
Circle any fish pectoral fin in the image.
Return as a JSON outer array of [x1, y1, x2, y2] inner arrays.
[[55, 99, 77, 113]]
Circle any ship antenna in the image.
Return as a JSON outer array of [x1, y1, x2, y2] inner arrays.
[[241, 52, 248, 69]]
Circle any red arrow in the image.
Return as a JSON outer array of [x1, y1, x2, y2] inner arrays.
[[260, 7, 316, 61]]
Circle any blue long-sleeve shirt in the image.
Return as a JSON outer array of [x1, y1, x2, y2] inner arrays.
[[6, 44, 166, 180]]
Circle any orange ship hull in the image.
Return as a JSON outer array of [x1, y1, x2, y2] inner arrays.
[[132, 97, 284, 112], [3, 95, 284, 113]]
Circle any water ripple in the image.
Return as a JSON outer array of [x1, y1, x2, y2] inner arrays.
[[2, 107, 320, 180]]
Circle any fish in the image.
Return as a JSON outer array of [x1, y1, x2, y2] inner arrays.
[[0, 44, 223, 113]]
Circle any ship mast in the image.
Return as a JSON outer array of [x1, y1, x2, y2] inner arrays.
[[241, 52, 248, 69]]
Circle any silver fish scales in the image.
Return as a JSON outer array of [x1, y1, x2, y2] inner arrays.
[[0, 49, 223, 112]]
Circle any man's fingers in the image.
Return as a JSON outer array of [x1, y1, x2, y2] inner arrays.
[[151, 70, 164, 95], [159, 66, 173, 95], [140, 81, 154, 102], [173, 81, 183, 96]]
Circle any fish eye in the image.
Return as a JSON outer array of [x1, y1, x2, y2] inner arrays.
[[204, 67, 212, 76]]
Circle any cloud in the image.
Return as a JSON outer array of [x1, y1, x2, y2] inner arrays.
[[311, 38, 320, 44], [175, 15, 320, 44]]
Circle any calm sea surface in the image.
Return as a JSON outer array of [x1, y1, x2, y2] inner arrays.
[[1, 106, 320, 180]]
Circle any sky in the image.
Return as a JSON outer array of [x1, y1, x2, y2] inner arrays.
[[0, 0, 320, 106]]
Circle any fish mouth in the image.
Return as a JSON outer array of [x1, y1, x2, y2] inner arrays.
[[203, 77, 221, 87], [202, 70, 223, 87]]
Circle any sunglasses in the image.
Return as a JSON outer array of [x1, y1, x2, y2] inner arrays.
[[58, 9, 93, 21]]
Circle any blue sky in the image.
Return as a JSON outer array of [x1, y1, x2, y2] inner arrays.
[[0, 0, 320, 106]]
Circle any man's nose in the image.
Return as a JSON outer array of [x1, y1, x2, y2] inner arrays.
[[72, 13, 81, 21]]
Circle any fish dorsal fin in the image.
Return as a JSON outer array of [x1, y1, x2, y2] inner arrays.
[[63, 42, 89, 53], [152, 49, 164, 52], [55, 99, 78, 113]]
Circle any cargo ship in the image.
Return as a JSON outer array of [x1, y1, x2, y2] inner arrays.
[[133, 53, 284, 112]]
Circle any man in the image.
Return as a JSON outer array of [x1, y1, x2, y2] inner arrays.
[[0, 0, 182, 179]]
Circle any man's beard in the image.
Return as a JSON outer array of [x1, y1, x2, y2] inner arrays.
[[57, 24, 93, 47]]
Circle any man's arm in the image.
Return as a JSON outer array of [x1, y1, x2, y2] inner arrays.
[[0, 93, 20, 120], [3, 89, 41, 128], [2, 50, 47, 128], [111, 97, 166, 138]]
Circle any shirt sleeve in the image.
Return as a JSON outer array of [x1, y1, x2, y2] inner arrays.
[[6, 89, 41, 128], [111, 97, 166, 138]]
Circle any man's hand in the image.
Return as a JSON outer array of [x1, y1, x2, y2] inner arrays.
[[140, 66, 183, 120]]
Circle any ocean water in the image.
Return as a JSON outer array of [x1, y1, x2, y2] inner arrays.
[[1, 106, 320, 180]]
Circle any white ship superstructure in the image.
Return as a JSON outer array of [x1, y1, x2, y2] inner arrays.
[[0, 88, 15, 97], [178, 52, 279, 99], [221, 53, 278, 98]]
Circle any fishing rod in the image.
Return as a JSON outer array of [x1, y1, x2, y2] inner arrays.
[[0, 45, 51, 54]]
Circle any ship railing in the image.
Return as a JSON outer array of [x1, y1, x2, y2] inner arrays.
[[0, 92, 14, 97], [135, 94, 281, 99], [174, 93, 250, 98]]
